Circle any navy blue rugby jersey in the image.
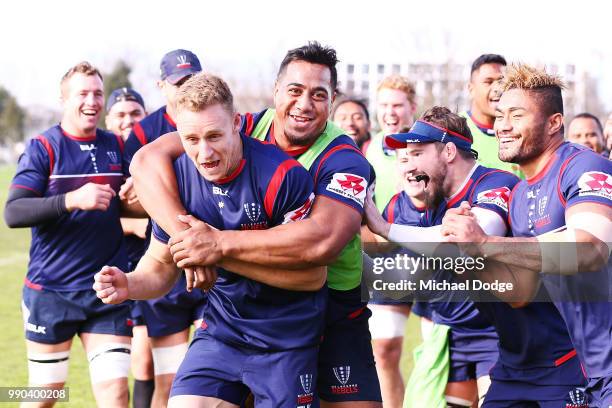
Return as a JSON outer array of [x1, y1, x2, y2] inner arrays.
[[426, 164, 581, 381], [152, 134, 326, 351], [123, 105, 176, 172], [241, 110, 372, 215], [509, 142, 612, 379], [11, 125, 127, 290], [419, 164, 518, 335]]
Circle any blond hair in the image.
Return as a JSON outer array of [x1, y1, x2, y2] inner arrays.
[[60, 61, 103, 90], [377, 75, 416, 104], [176, 73, 234, 114], [502, 63, 567, 117], [501, 63, 566, 92]]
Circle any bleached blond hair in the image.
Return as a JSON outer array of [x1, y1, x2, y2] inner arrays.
[[501, 63, 566, 116]]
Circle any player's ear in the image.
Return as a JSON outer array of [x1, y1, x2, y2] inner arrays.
[[548, 113, 564, 136], [446, 142, 458, 162], [233, 112, 241, 133]]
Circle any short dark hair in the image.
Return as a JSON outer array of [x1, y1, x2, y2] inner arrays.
[[332, 98, 370, 122], [277, 41, 338, 90], [572, 112, 603, 133], [421, 106, 475, 160], [470, 54, 507, 75]]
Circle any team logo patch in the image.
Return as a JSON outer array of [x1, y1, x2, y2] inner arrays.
[[176, 55, 191, 69], [476, 187, 511, 211], [283, 193, 315, 224], [565, 387, 588, 408], [244, 203, 262, 222], [325, 173, 367, 207], [297, 373, 314, 407], [330, 366, 359, 395], [107, 151, 119, 163], [577, 171, 612, 201]]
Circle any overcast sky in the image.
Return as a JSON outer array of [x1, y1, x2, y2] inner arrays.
[[2, 0, 610, 112]]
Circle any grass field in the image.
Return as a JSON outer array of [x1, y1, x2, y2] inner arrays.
[[0, 164, 420, 406]]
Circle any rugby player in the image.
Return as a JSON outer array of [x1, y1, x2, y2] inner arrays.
[[364, 75, 417, 407], [365, 106, 588, 407], [461, 54, 522, 177], [105, 87, 154, 408], [442, 63, 611, 407], [119, 48, 205, 407], [130, 42, 383, 408], [94, 72, 326, 408], [332, 97, 371, 151], [567, 112, 608, 156], [4, 62, 132, 407]]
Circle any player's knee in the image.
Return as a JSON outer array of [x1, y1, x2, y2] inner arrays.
[[27, 350, 70, 386], [87, 342, 131, 384], [151, 343, 188, 376], [372, 338, 402, 368]]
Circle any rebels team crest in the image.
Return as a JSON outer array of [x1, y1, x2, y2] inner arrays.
[[330, 366, 359, 395], [577, 171, 612, 201], [176, 55, 191, 69], [244, 203, 262, 222], [565, 387, 588, 408], [297, 373, 314, 407], [326, 173, 367, 206], [476, 187, 511, 211]]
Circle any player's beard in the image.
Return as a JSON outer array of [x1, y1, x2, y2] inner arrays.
[[423, 165, 447, 208], [499, 121, 548, 164]]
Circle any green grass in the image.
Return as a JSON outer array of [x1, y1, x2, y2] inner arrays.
[[0, 166, 94, 406], [0, 165, 420, 405]]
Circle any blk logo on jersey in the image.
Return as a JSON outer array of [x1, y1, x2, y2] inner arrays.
[[326, 173, 367, 207], [476, 187, 511, 211], [212, 186, 229, 196], [331, 366, 359, 395], [297, 373, 314, 407], [283, 193, 315, 224], [577, 171, 612, 201]]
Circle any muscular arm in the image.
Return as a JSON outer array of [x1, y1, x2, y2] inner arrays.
[[130, 131, 186, 233], [127, 238, 180, 300], [220, 259, 327, 291], [217, 196, 361, 268]]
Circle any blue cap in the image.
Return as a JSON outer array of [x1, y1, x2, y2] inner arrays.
[[384, 120, 476, 157], [106, 87, 146, 112], [160, 49, 202, 84]]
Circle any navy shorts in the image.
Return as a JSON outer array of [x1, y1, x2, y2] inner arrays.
[[318, 286, 382, 403], [483, 382, 589, 407], [171, 330, 319, 408], [447, 329, 498, 382], [484, 357, 588, 407], [22, 285, 132, 344], [129, 301, 146, 326], [140, 276, 206, 337]]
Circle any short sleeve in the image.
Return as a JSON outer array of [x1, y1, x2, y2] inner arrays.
[[11, 137, 53, 195], [122, 123, 147, 175], [471, 171, 520, 221], [382, 193, 400, 223], [559, 151, 612, 209], [265, 160, 315, 226], [314, 146, 371, 214]]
